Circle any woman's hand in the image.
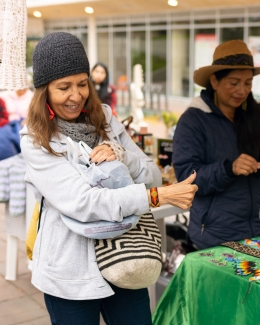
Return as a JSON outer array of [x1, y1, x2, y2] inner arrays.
[[90, 144, 116, 165], [232, 154, 260, 176], [155, 172, 198, 210]]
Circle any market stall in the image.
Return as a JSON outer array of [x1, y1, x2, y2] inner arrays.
[[152, 238, 260, 325]]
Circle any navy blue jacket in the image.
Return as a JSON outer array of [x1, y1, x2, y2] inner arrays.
[[172, 90, 260, 249]]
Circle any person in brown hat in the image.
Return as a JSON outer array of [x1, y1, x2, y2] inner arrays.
[[172, 39, 260, 249]]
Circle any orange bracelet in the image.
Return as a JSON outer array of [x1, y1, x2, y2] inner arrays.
[[150, 187, 160, 208]]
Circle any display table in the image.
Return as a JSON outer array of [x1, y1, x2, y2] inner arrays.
[[152, 241, 260, 325], [148, 204, 188, 312]]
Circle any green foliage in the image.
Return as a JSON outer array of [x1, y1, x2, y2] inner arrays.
[[132, 51, 146, 73], [161, 111, 179, 129]]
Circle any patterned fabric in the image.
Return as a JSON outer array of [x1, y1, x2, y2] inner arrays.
[[33, 32, 90, 88], [221, 241, 260, 258], [0, 0, 28, 90], [57, 118, 98, 148], [0, 98, 8, 127], [0, 153, 26, 217], [100, 140, 125, 162], [95, 213, 162, 289], [213, 54, 254, 66]]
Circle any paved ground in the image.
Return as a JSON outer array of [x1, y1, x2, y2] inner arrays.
[[0, 203, 107, 325], [0, 203, 50, 325]]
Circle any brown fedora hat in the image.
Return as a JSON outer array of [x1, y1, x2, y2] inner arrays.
[[193, 39, 260, 87]]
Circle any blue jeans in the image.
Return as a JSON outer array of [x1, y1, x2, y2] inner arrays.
[[44, 283, 152, 325]]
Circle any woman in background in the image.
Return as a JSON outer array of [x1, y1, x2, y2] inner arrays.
[[90, 62, 117, 117], [172, 40, 260, 249]]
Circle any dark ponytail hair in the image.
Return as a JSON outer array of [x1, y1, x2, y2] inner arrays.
[[234, 92, 260, 160], [90, 62, 109, 101], [206, 69, 260, 160]]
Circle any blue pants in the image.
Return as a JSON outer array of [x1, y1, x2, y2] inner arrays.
[[44, 283, 152, 325]]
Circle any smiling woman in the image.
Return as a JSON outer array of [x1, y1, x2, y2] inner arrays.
[[47, 74, 90, 123], [20, 32, 198, 325]]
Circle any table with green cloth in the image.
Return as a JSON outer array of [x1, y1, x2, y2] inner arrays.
[[152, 239, 260, 325]]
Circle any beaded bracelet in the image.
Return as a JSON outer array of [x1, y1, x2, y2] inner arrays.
[[150, 187, 160, 208]]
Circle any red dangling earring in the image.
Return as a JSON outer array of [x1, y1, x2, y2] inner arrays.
[[81, 105, 88, 113], [46, 103, 55, 120]]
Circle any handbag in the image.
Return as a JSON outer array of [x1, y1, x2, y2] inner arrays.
[[63, 138, 163, 288], [25, 196, 44, 260], [94, 213, 162, 289], [60, 137, 140, 239]]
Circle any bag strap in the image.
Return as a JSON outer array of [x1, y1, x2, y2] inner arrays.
[[221, 241, 260, 258], [37, 196, 44, 233]]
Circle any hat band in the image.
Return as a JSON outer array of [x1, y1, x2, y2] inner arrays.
[[213, 54, 254, 67]]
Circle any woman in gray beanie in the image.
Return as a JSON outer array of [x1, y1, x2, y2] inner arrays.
[[20, 32, 197, 325]]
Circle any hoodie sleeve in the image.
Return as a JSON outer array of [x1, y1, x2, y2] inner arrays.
[[172, 108, 235, 196], [20, 133, 150, 223], [104, 106, 162, 189]]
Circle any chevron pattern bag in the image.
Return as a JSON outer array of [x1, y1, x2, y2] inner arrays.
[[94, 213, 162, 289]]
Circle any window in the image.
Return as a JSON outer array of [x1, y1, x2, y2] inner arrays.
[[151, 30, 166, 91], [113, 32, 127, 87], [97, 32, 109, 67], [171, 29, 190, 97], [131, 31, 146, 79]]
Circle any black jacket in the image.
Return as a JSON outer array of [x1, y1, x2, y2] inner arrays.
[[172, 90, 260, 249]]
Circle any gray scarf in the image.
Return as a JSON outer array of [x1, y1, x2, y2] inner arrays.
[[57, 118, 99, 148]]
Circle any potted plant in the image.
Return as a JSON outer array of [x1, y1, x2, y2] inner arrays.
[[161, 111, 179, 138]]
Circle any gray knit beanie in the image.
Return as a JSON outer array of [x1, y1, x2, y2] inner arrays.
[[33, 32, 90, 88]]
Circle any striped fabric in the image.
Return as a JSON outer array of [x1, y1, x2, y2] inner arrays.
[[95, 213, 162, 289], [0, 153, 26, 217], [4, 202, 26, 240]]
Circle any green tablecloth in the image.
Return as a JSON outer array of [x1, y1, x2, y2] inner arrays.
[[152, 243, 260, 325]]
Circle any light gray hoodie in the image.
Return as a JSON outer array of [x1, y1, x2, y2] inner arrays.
[[20, 105, 162, 300]]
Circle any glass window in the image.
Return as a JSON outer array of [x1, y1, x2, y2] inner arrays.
[[172, 21, 190, 25], [131, 23, 145, 27], [248, 27, 260, 101], [220, 17, 244, 23], [97, 25, 109, 28], [194, 19, 215, 24], [97, 32, 109, 67], [26, 40, 38, 67], [150, 21, 167, 26], [113, 24, 126, 28], [131, 31, 146, 79], [113, 32, 127, 86], [248, 26, 260, 37], [80, 33, 88, 52], [220, 27, 244, 43], [249, 16, 260, 22], [151, 30, 166, 91], [171, 29, 190, 97], [194, 29, 217, 96]]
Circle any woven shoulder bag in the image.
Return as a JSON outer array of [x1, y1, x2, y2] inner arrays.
[[94, 213, 162, 289]]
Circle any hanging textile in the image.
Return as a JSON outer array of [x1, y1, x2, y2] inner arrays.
[[0, 0, 28, 90]]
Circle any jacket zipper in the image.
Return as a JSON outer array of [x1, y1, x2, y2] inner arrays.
[[201, 224, 205, 236], [247, 177, 255, 237]]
